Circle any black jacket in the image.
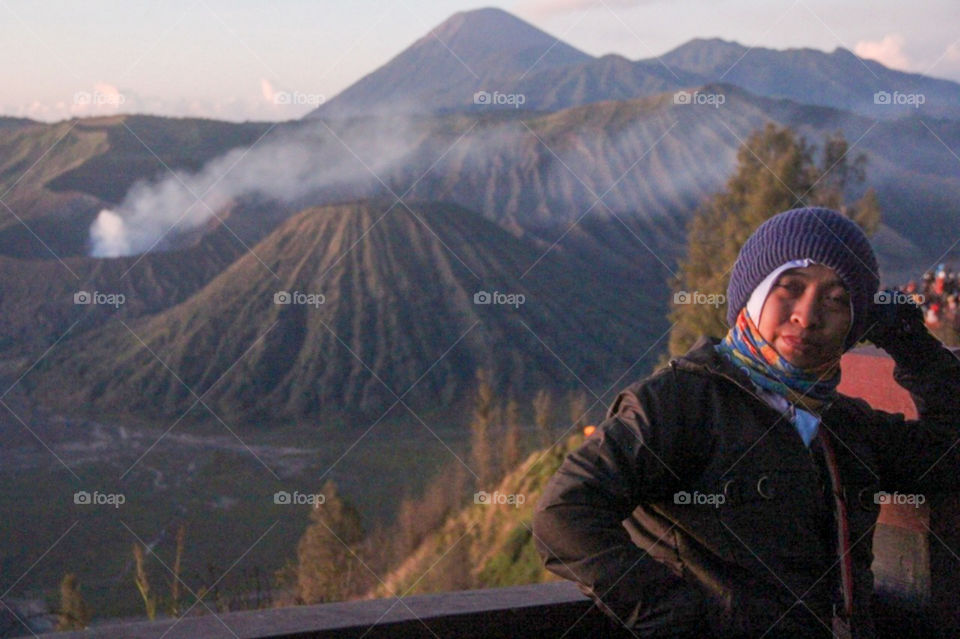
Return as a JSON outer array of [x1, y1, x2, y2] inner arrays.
[[533, 332, 960, 638]]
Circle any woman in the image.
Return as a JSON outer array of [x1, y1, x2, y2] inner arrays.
[[533, 207, 960, 638]]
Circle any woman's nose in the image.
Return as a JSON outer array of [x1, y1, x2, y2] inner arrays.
[[790, 292, 822, 328]]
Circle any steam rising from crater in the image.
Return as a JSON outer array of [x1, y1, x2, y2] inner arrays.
[[89, 110, 679, 257], [88, 118, 425, 257]]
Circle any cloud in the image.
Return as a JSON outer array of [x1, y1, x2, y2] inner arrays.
[[854, 34, 911, 71], [940, 40, 960, 73], [259, 77, 326, 116], [68, 82, 129, 117], [917, 40, 960, 82], [6, 78, 324, 123], [260, 78, 280, 103]]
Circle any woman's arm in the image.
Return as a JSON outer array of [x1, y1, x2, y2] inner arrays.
[[533, 363, 827, 637], [532, 368, 713, 635], [863, 297, 960, 491]]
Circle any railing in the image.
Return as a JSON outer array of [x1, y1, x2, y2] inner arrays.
[[24, 572, 954, 639], [32, 582, 628, 639]]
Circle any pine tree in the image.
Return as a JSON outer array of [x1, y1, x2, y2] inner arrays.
[[667, 123, 881, 357], [470, 368, 497, 486], [533, 389, 553, 448], [815, 131, 880, 235], [168, 523, 186, 616], [132, 544, 158, 620], [395, 492, 420, 557], [568, 391, 589, 432], [56, 573, 91, 631], [295, 480, 365, 604], [503, 397, 522, 471]]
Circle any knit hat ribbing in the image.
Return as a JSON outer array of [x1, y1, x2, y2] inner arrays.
[[726, 207, 879, 350]]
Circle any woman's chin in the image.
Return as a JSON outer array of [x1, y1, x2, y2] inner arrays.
[[776, 340, 829, 369], [782, 346, 842, 370]]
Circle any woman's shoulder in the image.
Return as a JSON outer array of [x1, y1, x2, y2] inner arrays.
[[614, 337, 733, 401], [608, 349, 732, 427]]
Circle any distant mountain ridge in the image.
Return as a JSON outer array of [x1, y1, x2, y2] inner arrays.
[[660, 38, 960, 119], [308, 8, 960, 120], [7, 85, 959, 288], [0, 116, 38, 130]]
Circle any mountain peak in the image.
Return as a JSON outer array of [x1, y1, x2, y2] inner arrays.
[[428, 7, 523, 40], [658, 38, 750, 70], [416, 6, 589, 65], [669, 37, 748, 53], [308, 7, 590, 119]]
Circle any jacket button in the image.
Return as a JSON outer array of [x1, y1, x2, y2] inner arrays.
[[722, 479, 736, 503], [757, 475, 775, 499]]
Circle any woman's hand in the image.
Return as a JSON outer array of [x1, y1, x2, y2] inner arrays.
[[864, 291, 926, 351]]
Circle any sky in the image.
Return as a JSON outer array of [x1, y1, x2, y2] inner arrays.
[[2, 0, 958, 123]]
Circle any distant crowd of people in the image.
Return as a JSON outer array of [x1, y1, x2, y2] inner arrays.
[[895, 263, 960, 346]]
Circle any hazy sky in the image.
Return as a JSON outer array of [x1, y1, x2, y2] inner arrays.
[[2, 0, 958, 122]]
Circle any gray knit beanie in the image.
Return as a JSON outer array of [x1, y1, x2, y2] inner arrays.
[[726, 207, 880, 350]]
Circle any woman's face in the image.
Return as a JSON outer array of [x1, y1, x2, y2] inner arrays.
[[757, 264, 851, 369]]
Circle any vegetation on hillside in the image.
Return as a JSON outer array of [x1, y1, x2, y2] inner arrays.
[[271, 377, 594, 605]]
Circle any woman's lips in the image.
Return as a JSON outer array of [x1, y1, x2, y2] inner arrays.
[[781, 335, 814, 351]]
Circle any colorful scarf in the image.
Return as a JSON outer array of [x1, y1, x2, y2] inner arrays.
[[714, 307, 841, 415]]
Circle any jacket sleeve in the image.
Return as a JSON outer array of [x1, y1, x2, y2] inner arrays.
[[865, 329, 960, 493], [531, 367, 713, 635]]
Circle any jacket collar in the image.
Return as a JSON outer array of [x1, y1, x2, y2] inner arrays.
[[671, 335, 738, 376], [672, 335, 843, 417]]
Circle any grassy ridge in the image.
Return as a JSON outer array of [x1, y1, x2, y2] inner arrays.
[[370, 433, 583, 598]]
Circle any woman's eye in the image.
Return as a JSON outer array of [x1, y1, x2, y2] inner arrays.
[[822, 292, 850, 309], [778, 282, 803, 293]]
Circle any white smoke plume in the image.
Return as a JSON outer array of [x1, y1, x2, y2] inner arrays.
[[89, 117, 426, 257], [87, 106, 693, 257]]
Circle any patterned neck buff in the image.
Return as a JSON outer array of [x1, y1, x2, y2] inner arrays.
[[714, 307, 841, 415]]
